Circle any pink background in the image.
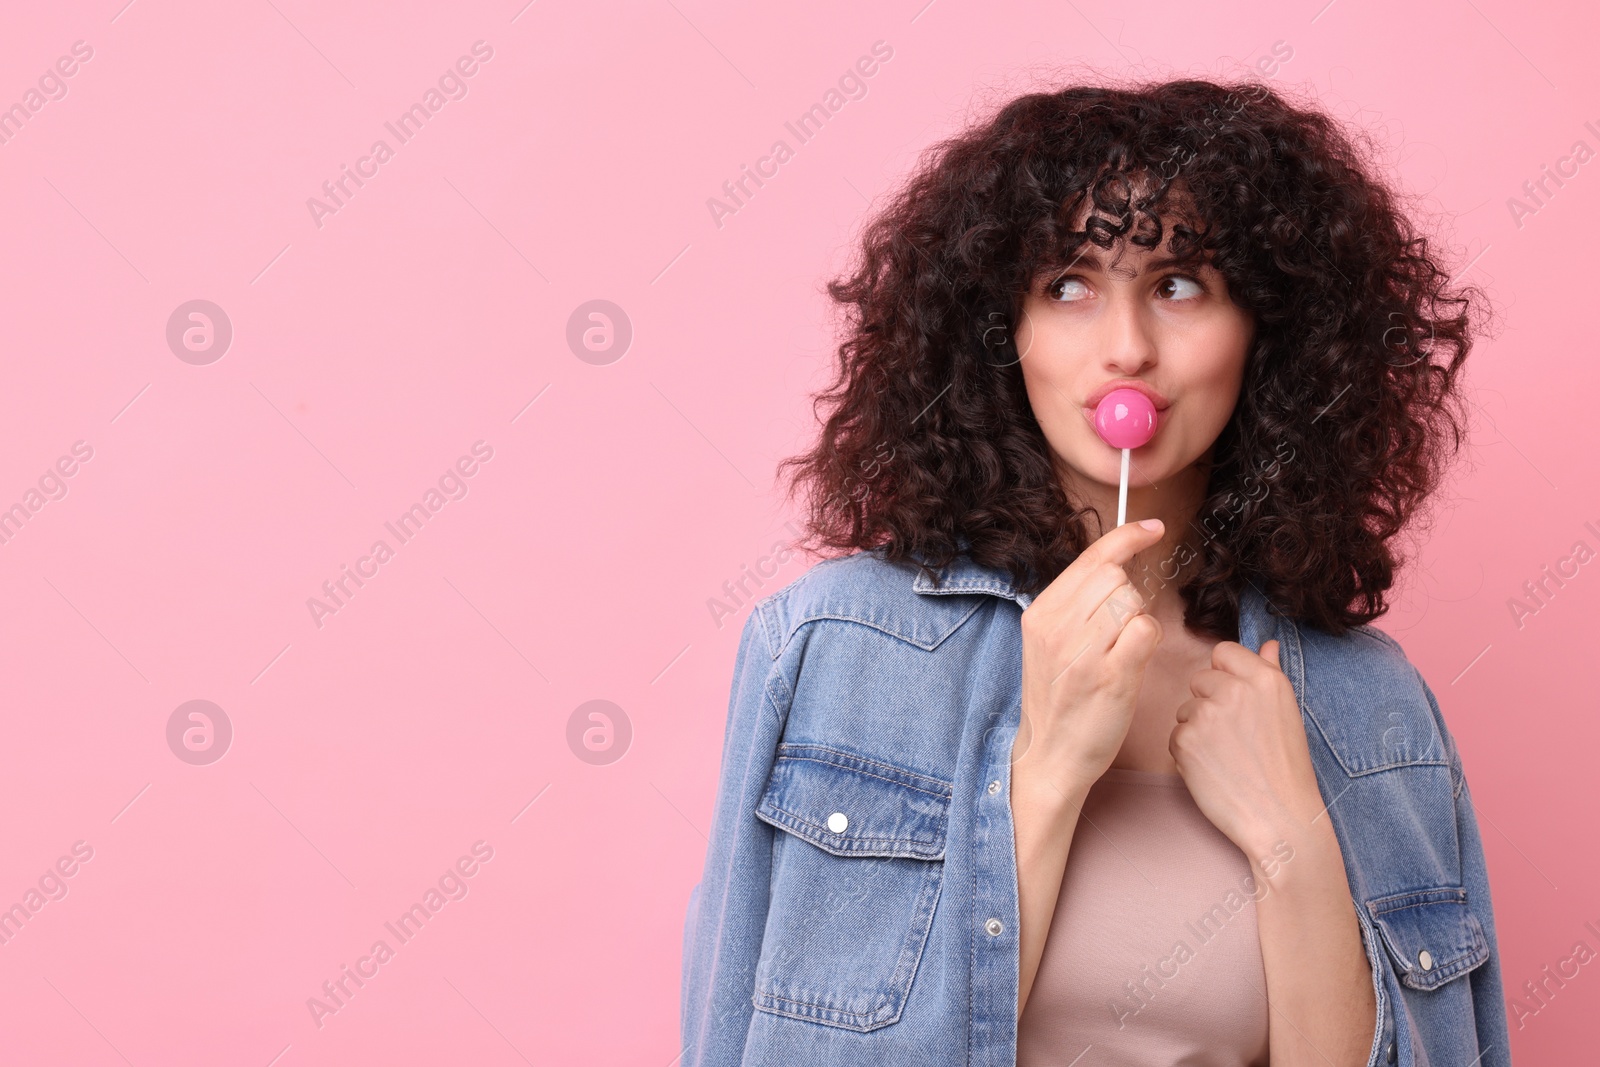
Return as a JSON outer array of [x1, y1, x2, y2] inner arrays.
[[0, 0, 1594, 1062]]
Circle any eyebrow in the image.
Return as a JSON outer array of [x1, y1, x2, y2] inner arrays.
[[1053, 250, 1204, 279]]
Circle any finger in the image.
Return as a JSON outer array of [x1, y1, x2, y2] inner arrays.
[[1026, 557, 1139, 636], [1210, 639, 1277, 678], [1258, 639, 1282, 671], [1187, 668, 1243, 706], [1028, 522, 1167, 674], [1103, 610, 1163, 676], [1173, 696, 1196, 724], [1026, 569, 1146, 674], [1040, 591, 1148, 691], [1079, 518, 1167, 570], [1077, 563, 1149, 626], [1039, 519, 1166, 603], [1039, 562, 1150, 653], [1031, 580, 1155, 697], [1055, 615, 1154, 706], [1093, 577, 1148, 630]]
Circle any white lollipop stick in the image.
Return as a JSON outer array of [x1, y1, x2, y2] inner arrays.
[[1116, 448, 1130, 528]]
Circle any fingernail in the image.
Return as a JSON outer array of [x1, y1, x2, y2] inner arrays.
[[1138, 518, 1163, 531]]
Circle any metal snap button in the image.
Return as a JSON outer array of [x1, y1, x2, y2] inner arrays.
[[1417, 949, 1433, 971], [1386, 1039, 1396, 1064], [987, 780, 1002, 795], [827, 812, 848, 833], [985, 918, 1003, 936]]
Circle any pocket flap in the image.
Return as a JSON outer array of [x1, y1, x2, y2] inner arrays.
[[1365, 887, 1489, 991], [754, 744, 953, 860]]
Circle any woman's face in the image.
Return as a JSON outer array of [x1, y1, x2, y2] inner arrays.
[[1013, 229, 1256, 506]]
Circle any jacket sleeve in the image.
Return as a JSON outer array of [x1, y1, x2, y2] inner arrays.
[[1419, 673, 1514, 1067], [680, 606, 788, 1067]]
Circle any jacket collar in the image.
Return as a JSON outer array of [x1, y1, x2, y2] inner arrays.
[[907, 551, 1039, 608], [906, 540, 1289, 654]]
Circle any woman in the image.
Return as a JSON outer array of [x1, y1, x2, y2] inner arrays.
[[680, 77, 1510, 1067]]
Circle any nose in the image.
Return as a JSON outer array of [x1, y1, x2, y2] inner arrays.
[[1100, 287, 1158, 373]]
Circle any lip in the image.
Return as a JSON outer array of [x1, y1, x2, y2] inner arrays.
[[1081, 379, 1171, 413]]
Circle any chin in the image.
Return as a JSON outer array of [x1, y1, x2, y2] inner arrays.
[[1068, 446, 1176, 489]]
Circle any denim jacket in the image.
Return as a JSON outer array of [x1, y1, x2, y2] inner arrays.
[[680, 545, 1511, 1067]]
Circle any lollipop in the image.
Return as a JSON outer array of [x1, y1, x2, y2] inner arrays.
[[1092, 387, 1159, 527]]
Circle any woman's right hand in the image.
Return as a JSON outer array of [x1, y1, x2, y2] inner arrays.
[[1012, 518, 1167, 794]]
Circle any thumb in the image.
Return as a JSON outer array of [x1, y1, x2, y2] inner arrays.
[[1258, 638, 1282, 670]]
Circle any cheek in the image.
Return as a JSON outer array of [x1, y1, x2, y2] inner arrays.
[[1162, 323, 1250, 446], [1016, 361, 1084, 462], [1176, 314, 1249, 392], [1214, 331, 1251, 396], [1012, 305, 1035, 358], [1016, 344, 1083, 432], [1015, 299, 1086, 397], [1017, 362, 1064, 435]]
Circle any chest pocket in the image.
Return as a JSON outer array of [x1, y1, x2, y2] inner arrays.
[[751, 743, 953, 1032], [1365, 887, 1490, 991]]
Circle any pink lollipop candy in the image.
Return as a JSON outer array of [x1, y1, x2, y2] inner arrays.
[[1091, 387, 1160, 526], [1093, 387, 1159, 449]]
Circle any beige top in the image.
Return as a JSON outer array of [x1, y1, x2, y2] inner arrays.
[[1015, 768, 1271, 1067]]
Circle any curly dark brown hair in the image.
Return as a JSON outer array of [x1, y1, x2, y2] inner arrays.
[[775, 74, 1491, 639]]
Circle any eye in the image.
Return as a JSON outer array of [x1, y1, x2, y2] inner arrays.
[[1157, 274, 1206, 300], [1046, 276, 1090, 302]]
